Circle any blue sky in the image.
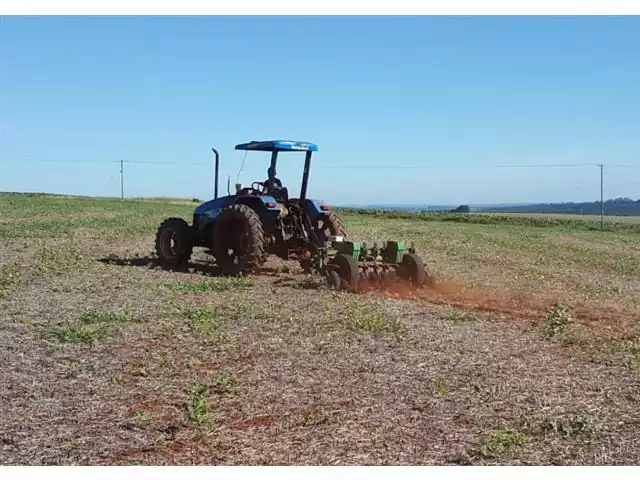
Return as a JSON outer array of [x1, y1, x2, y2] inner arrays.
[[1, 15, 639, 205]]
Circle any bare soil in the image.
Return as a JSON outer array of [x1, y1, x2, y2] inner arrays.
[[1, 195, 640, 465]]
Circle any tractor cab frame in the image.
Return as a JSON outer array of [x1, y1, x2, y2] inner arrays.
[[212, 140, 319, 206]]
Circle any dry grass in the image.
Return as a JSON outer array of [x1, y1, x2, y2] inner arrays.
[[1, 193, 640, 465]]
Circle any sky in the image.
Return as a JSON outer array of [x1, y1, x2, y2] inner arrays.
[[1, 15, 639, 206]]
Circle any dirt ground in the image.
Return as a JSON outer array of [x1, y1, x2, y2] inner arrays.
[[1, 195, 640, 465]]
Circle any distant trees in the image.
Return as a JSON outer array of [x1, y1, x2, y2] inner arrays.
[[479, 198, 640, 216], [451, 204, 471, 213]]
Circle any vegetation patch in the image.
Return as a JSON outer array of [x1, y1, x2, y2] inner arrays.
[[0, 262, 22, 297], [433, 377, 450, 396], [440, 307, 481, 323], [344, 302, 407, 340], [541, 415, 602, 441], [185, 308, 225, 339], [210, 371, 237, 394], [619, 337, 640, 371], [544, 302, 574, 338], [66, 360, 96, 378], [79, 307, 138, 324], [337, 208, 640, 233], [36, 245, 84, 274], [475, 427, 528, 459], [49, 323, 112, 345], [134, 411, 152, 422], [48, 308, 138, 345], [605, 336, 640, 371], [186, 382, 211, 429], [167, 277, 251, 293]]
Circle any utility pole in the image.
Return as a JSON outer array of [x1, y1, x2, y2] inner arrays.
[[120, 159, 124, 200], [599, 163, 604, 231]]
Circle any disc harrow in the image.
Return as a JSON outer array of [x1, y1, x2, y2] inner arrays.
[[315, 238, 426, 293]]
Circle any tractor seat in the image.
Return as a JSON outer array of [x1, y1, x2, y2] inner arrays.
[[269, 186, 289, 203]]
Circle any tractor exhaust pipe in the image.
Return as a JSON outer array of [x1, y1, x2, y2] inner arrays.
[[212, 147, 219, 199]]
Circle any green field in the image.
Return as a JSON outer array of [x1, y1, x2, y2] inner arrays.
[[485, 211, 640, 224], [1, 193, 640, 465], [337, 207, 640, 233]]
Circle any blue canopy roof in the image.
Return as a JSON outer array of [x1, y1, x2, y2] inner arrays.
[[235, 140, 319, 152]]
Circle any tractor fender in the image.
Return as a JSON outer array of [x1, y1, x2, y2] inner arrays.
[[193, 195, 280, 228], [233, 195, 282, 232], [299, 198, 330, 221], [193, 197, 230, 230], [233, 195, 281, 212]]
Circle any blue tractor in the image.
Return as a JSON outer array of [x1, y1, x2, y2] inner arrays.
[[155, 140, 347, 276], [155, 139, 426, 291]]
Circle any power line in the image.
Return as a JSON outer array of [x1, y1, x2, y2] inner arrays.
[[316, 163, 602, 170], [0, 158, 210, 166], [607, 164, 640, 169], [2, 158, 636, 170], [116, 160, 210, 167], [1, 158, 108, 164]]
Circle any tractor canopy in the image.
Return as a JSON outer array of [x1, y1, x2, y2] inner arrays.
[[235, 140, 319, 152]]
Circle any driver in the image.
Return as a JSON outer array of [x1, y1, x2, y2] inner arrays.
[[263, 166, 288, 201], [264, 167, 282, 192], [264, 167, 282, 193]]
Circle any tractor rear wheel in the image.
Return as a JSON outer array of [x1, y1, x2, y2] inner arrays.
[[328, 253, 359, 292], [213, 204, 266, 275], [314, 211, 347, 244], [400, 252, 425, 287], [155, 217, 193, 271]]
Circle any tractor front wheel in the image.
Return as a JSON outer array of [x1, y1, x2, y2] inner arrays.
[[155, 217, 193, 271], [213, 204, 267, 276]]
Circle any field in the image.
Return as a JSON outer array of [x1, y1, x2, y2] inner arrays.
[[1, 193, 640, 465], [484, 212, 640, 224]]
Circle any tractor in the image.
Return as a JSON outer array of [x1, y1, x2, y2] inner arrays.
[[154, 140, 426, 292]]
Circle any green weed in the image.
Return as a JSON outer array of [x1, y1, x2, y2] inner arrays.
[[50, 323, 111, 344], [210, 371, 237, 394], [542, 415, 602, 440], [134, 411, 152, 422], [36, 246, 83, 274], [0, 262, 22, 297], [49, 308, 137, 344], [434, 378, 450, 396], [609, 336, 640, 371], [231, 299, 256, 316], [186, 382, 211, 428], [544, 302, 574, 339], [477, 427, 528, 458], [622, 337, 640, 358], [185, 308, 224, 338], [344, 302, 406, 340], [470, 382, 483, 393], [440, 308, 481, 323], [167, 277, 251, 293], [66, 360, 96, 377], [79, 307, 138, 324]]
